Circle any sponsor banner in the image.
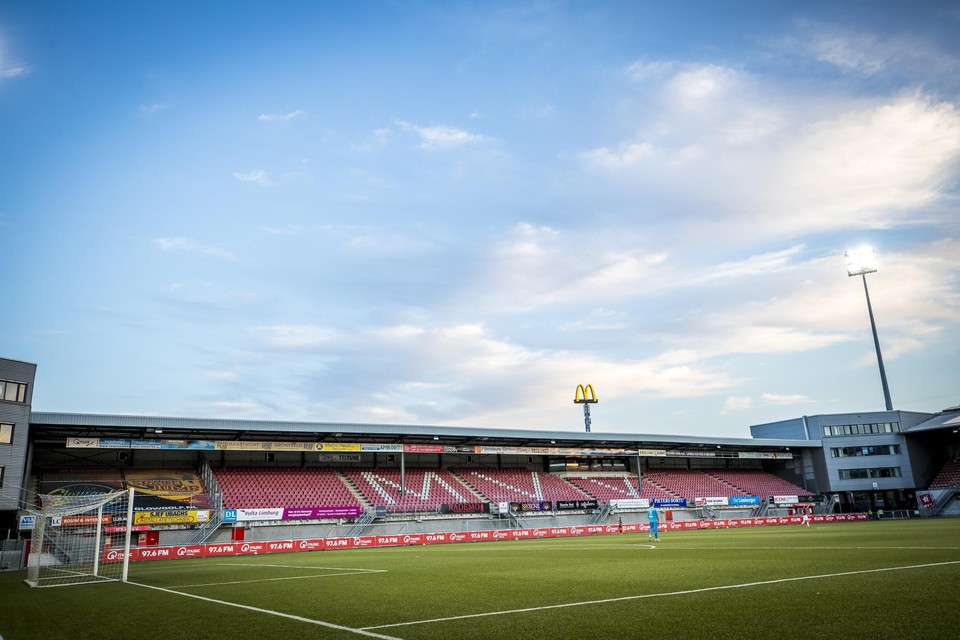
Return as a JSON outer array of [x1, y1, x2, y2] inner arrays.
[[18, 515, 36, 530], [610, 499, 650, 510], [555, 499, 599, 511], [282, 506, 363, 520], [439, 502, 489, 514], [653, 498, 688, 508], [40, 481, 124, 499], [205, 544, 239, 556], [403, 444, 446, 453], [295, 539, 325, 551], [64, 437, 793, 461], [728, 496, 761, 506], [214, 441, 277, 451], [104, 525, 149, 533], [124, 469, 207, 506], [231, 506, 363, 522], [133, 510, 210, 525], [360, 444, 404, 452], [695, 497, 729, 507], [319, 454, 361, 462], [99, 438, 133, 448], [444, 445, 481, 454], [233, 508, 285, 522], [66, 437, 100, 448], [100, 511, 872, 563], [58, 514, 111, 527], [773, 495, 800, 505], [317, 443, 362, 452], [252, 442, 315, 452], [423, 532, 450, 544], [738, 452, 794, 460], [510, 501, 552, 512]]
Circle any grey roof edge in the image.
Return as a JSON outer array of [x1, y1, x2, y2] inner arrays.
[[29, 411, 817, 449]]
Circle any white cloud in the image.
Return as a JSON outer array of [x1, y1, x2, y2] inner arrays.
[[723, 393, 810, 414], [394, 119, 485, 149], [585, 56, 960, 244], [722, 396, 753, 413], [1, 65, 26, 78], [140, 103, 168, 115], [790, 21, 960, 80], [0, 42, 27, 79], [258, 109, 305, 122], [581, 142, 658, 169], [766, 95, 960, 233], [153, 237, 237, 261], [760, 392, 812, 405], [233, 170, 275, 187], [666, 64, 739, 103], [257, 324, 340, 349]]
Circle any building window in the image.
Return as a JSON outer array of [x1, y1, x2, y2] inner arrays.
[[830, 444, 901, 458], [838, 467, 902, 480], [822, 422, 901, 437], [0, 423, 12, 444], [0, 379, 28, 403]]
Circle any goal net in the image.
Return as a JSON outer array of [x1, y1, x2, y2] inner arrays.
[[25, 487, 134, 588]]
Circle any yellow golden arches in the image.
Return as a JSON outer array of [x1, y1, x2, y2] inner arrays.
[[574, 384, 598, 404]]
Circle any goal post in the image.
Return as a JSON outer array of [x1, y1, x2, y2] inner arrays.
[[25, 487, 135, 588]]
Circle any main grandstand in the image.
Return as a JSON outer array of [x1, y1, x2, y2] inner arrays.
[[1, 356, 958, 566]]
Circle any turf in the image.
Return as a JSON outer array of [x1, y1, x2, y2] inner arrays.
[[1, 519, 958, 640]]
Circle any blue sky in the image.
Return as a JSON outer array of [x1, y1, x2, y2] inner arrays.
[[2, 1, 958, 437]]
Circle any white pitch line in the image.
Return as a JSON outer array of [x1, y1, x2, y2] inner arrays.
[[213, 563, 387, 572], [129, 581, 404, 640], [362, 560, 960, 631], [169, 569, 388, 589]]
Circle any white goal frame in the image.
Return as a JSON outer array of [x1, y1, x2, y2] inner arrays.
[[25, 487, 135, 588]]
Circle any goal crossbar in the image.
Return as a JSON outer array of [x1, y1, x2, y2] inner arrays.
[[25, 487, 135, 588]]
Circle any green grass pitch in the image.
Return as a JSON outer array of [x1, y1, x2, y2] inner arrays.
[[2, 519, 958, 640]]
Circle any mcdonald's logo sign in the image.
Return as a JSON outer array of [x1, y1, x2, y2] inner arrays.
[[574, 384, 598, 404]]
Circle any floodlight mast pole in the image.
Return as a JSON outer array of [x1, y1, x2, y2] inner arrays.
[[859, 272, 893, 411], [845, 248, 893, 411]]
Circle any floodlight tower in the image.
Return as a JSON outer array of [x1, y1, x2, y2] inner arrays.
[[574, 384, 598, 432], [844, 246, 893, 411]]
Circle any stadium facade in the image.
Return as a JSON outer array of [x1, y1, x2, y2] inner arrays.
[[1, 356, 958, 540]]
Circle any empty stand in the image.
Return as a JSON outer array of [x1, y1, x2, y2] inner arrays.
[[454, 469, 590, 503], [643, 469, 745, 500], [215, 467, 362, 510], [566, 475, 643, 501], [707, 469, 812, 498], [340, 468, 480, 513], [929, 459, 960, 489]]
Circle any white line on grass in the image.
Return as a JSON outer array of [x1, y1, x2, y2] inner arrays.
[[169, 569, 388, 589], [129, 581, 405, 640], [362, 560, 960, 631], [213, 563, 387, 572]]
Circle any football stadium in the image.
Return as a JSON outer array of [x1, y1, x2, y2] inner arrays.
[[1, 356, 959, 639]]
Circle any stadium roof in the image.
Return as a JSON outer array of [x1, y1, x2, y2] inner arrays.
[[903, 407, 960, 433], [29, 411, 816, 453]]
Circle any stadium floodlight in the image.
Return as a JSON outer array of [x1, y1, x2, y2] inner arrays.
[[844, 247, 893, 411]]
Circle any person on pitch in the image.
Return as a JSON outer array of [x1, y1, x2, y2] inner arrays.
[[647, 504, 660, 542]]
